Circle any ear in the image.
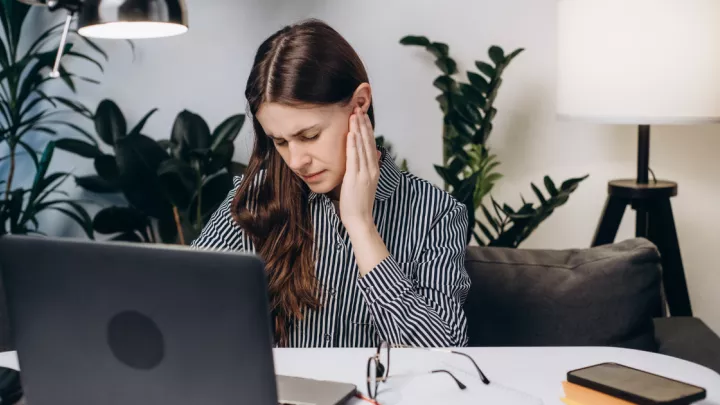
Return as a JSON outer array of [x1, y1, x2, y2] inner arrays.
[[350, 83, 372, 113]]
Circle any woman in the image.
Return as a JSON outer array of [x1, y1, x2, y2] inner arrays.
[[192, 19, 471, 348]]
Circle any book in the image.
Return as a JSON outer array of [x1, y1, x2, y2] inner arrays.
[[561, 380, 638, 405]]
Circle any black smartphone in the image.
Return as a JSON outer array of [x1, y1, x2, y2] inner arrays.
[[567, 362, 707, 405]]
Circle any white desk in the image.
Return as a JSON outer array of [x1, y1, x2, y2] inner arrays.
[[1, 347, 718, 404]]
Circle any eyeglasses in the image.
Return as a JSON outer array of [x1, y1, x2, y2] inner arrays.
[[355, 341, 491, 404]]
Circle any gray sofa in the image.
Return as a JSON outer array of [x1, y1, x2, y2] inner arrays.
[[463, 237, 720, 374]]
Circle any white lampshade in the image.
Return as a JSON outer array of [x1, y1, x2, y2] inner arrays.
[[556, 0, 720, 125]]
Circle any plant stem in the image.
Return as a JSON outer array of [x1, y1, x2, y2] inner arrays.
[[172, 206, 185, 245], [4, 143, 16, 201]]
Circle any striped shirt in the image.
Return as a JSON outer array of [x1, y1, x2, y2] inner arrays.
[[191, 148, 471, 348]]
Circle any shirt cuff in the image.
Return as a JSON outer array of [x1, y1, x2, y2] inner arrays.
[[357, 255, 413, 305]]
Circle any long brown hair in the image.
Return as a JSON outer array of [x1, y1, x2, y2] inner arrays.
[[231, 19, 375, 346]]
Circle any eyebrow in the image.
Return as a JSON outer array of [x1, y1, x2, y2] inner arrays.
[[267, 125, 319, 140]]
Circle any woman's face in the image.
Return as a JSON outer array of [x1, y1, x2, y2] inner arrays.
[[255, 85, 371, 198]]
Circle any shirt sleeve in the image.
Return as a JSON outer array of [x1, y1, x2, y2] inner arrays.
[[357, 201, 471, 347], [190, 177, 245, 252]]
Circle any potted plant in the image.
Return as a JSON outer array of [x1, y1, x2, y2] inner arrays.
[[0, 1, 113, 237], [400, 35, 588, 247], [56, 99, 247, 245]]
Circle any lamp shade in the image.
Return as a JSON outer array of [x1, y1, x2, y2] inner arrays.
[[556, 0, 720, 125], [77, 0, 188, 39]]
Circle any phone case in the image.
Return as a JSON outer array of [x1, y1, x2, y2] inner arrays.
[[566, 362, 707, 405]]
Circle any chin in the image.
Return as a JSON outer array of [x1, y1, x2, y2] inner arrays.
[[306, 181, 336, 194]]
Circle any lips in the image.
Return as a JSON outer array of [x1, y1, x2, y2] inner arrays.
[[301, 170, 325, 181]]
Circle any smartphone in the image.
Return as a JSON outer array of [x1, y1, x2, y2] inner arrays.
[[567, 362, 707, 405]]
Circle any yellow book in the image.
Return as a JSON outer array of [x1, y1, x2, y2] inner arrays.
[[561, 380, 638, 405]]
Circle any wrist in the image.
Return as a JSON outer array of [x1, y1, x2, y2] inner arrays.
[[345, 217, 376, 237]]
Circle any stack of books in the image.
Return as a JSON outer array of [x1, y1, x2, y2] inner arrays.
[[561, 381, 637, 405]]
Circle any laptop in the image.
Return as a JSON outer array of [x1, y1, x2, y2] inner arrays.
[[0, 235, 357, 405]]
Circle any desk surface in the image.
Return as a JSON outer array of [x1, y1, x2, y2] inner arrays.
[[1, 346, 718, 404]]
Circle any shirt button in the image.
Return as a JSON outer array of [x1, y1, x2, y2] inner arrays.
[[324, 334, 332, 342], [330, 288, 336, 296], [335, 243, 343, 250]]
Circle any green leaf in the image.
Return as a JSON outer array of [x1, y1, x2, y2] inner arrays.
[[170, 110, 211, 161], [399, 35, 431, 46], [531, 183, 546, 205], [53, 96, 93, 118], [481, 203, 499, 233], [72, 32, 109, 61], [434, 165, 460, 189], [475, 61, 496, 78], [94, 99, 127, 146], [49, 206, 94, 239], [459, 83, 486, 108], [560, 175, 589, 192], [8, 189, 25, 232], [66, 50, 104, 73], [467, 72, 490, 93], [93, 206, 149, 234], [432, 75, 456, 92], [229, 161, 247, 177], [25, 20, 65, 57], [505, 48, 525, 64], [211, 114, 245, 151], [205, 141, 234, 176], [427, 42, 449, 58], [436, 94, 449, 114], [488, 46, 505, 65], [115, 134, 172, 218], [45, 120, 98, 147], [32, 172, 69, 204], [544, 176, 559, 196], [94, 154, 120, 183], [434, 57, 457, 75], [476, 219, 495, 242], [29, 142, 55, 204], [75, 175, 121, 193], [189, 173, 233, 225], [55, 138, 103, 158], [128, 108, 158, 137], [16, 141, 40, 171], [157, 158, 198, 210]]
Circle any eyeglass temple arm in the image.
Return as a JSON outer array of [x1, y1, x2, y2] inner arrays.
[[451, 350, 491, 385], [431, 370, 467, 390]]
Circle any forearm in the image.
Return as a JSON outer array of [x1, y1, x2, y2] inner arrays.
[[356, 256, 469, 347]]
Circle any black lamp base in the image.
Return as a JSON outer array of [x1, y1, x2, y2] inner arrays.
[[591, 126, 692, 317]]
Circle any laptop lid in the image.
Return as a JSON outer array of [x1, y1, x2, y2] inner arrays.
[[0, 235, 278, 405]]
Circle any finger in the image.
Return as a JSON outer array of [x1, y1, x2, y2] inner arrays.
[[346, 121, 359, 174], [360, 111, 378, 169], [353, 112, 368, 174]]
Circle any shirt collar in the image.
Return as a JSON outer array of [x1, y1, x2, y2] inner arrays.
[[308, 146, 402, 202]]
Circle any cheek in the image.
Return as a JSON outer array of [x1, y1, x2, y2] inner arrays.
[[317, 131, 348, 169]]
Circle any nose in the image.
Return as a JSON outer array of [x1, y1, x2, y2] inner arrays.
[[287, 142, 311, 171]]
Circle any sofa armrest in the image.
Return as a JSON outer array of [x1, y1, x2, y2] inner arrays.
[[654, 317, 720, 374]]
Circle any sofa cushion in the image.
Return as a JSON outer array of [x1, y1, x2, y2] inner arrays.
[[654, 317, 720, 374], [463, 238, 662, 352]]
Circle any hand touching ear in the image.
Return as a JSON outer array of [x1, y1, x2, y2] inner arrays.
[[339, 107, 380, 233]]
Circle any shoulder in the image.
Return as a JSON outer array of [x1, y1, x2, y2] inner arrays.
[[397, 172, 468, 223]]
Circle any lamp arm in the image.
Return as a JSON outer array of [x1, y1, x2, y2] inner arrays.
[[49, 10, 74, 78]]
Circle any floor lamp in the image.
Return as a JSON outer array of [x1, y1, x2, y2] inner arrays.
[[556, 0, 720, 316]]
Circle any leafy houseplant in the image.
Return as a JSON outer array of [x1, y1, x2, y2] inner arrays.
[[0, 0, 111, 236], [56, 99, 247, 245], [400, 35, 588, 247]]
